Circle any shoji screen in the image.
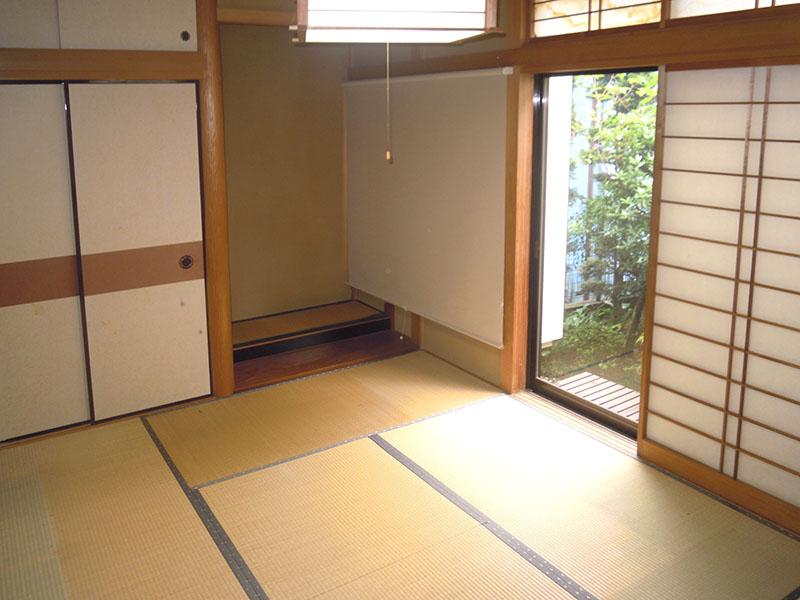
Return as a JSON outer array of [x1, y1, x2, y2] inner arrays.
[[0, 84, 90, 440], [644, 65, 800, 507], [531, 0, 661, 37], [68, 83, 210, 420]]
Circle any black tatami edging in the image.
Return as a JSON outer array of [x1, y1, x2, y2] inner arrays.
[[141, 417, 269, 600], [370, 434, 600, 600]]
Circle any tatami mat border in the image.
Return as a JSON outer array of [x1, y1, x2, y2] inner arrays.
[[370, 434, 599, 600], [514, 393, 800, 544], [141, 417, 269, 600], [194, 394, 506, 490]]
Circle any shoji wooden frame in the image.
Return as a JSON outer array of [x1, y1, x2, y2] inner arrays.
[[530, 0, 798, 39], [0, 0, 235, 400], [639, 64, 800, 534]]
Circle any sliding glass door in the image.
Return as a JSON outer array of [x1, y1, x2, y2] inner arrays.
[[529, 70, 658, 431]]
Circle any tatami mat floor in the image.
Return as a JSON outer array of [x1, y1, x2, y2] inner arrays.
[[2, 351, 799, 599]]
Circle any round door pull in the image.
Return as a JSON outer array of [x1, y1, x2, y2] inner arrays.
[[180, 30, 191, 41], [179, 255, 194, 270]]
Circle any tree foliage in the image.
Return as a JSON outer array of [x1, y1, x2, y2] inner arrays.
[[569, 71, 657, 346]]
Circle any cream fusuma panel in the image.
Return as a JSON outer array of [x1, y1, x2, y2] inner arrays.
[[0, 84, 89, 440], [57, 0, 197, 51], [0, 85, 76, 264], [0, 0, 60, 49], [0, 298, 90, 441], [85, 281, 210, 420], [68, 83, 210, 418], [67, 83, 203, 255]]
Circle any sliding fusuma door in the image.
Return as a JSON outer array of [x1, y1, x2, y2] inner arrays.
[[641, 65, 800, 517], [68, 83, 210, 419], [0, 84, 90, 439]]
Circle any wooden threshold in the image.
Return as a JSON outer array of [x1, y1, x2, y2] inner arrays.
[[233, 330, 418, 393]]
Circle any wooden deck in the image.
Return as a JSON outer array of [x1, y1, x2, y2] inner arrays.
[[555, 372, 641, 422]]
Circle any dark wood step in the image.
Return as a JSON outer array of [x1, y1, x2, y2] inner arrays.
[[233, 330, 418, 393], [233, 314, 390, 362]]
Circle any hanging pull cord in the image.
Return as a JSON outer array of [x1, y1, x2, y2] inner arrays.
[[385, 42, 393, 164]]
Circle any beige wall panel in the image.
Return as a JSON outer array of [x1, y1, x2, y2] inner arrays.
[[0, 84, 75, 264], [68, 83, 202, 254], [85, 280, 210, 420], [346, 70, 508, 347], [221, 26, 350, 320], [352, 288, 501, 386], [422, 318, 502, 387], [57, 0, 197, 51], [0, 0, 60, 48], [0, 298, 89, 440]]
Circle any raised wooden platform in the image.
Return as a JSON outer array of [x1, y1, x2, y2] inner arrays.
[[556, 372, 641, 423], [232, 301, 390, 362], [233, 330, 417, 393]]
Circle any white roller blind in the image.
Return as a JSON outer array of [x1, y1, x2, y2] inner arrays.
[[345, 69, 508, 347]]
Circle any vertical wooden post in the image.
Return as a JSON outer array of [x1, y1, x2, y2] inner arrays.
[[500, 69, 533, 393], [410, 313, 423, 346], [197, 0, 235, 397]]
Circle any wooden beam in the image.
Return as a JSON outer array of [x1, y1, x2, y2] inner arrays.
[[197, 0, 235, 398], [216, 8, 295, 27], [348, 5, 800, 80], [639, 438, 800, 536], [0, 48, 202, 81], [500, 69, 532, 394], [515, 5, 800, 74], [349, 48, 510, 80]]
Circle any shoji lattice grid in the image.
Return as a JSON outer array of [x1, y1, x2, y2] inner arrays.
[[530, 0, 800, 37], [645, 65, 800, 507], [671, 0, 800, 19], [531, 0, 660, 36]]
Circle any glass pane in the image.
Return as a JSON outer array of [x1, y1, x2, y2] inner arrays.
[[537, 72, 658, 423], [670, 0, 756, 18]]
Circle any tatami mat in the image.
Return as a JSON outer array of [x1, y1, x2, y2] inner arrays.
[[0, 420, 245, 599], [201, 437, 574, 600], [148, 351, 499, 487], [381, 396, 800, 599]]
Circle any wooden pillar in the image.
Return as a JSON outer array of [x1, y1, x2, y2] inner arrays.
[[197, 0, 235, 397], [500, 69, 533, 393]]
